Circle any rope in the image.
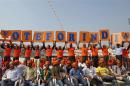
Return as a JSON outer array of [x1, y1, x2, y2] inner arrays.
[[47, 0, 64, 29]]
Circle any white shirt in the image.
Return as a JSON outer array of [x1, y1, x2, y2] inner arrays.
[[98, 49, 103, 57], [108, 48, 113, 54], [115, 47, 123, 55], [2, 69, 20, 81], [82, 66, 96, 77], [112, 65, 126, 75], [88, 50, 92, 56]]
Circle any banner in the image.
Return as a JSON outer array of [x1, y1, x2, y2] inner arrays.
[[99, 29, 110, 41], [22, 30, 32, 42], [11, 30, 21, 42], [79, 31, 90, 43], [44, 31, 54, 42], [1, 30, 11, 39], [90, 32, 99, 43], [33, 32, 43, 42], [67, 32, 77, 43], [0, 29, 130, 43], [56, 31, 66, 42], [112, 33, 122, 45]]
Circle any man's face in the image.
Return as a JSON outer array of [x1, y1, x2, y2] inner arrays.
[[99, 62, 105, 67], [47, 45, 50, 48], [27, 62, 32, 67], [10, 64, 14, 69]]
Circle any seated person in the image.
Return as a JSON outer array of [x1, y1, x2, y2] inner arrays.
[[2, 62, 20, 86], [96, 58, 123, 86], [70, 62, 88, 86]]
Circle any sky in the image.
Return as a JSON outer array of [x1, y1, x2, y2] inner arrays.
[[0, 0, 130, 33]]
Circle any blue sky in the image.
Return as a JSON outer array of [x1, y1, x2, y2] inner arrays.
[[0, 0, 130, 33]]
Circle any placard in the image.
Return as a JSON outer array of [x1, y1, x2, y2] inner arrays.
[[56, 31, 66, 42], [11, 30, 21, 41], [67, 32, 77, 43], [99, 29, 110, 41], [22, 30, 32, 42], [79, 31, 90, 43], [33, 32, 44, 42], [90, 32, 99, 43], [44, 31, 54, 42]]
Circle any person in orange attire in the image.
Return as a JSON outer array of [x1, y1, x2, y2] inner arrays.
[[99, 40, 109, 66], [23, 41, 34, 65], [13, 44, 22, 61], [55, 41, 67, 61], [122, 44, 130, 69], [77, 41, 91, 62], [66, 42, 76, 62], [91, 44, 99, 67], [1, 40, 13, 62], [41, 41, 55, 62], [31, 41, 45, 59]]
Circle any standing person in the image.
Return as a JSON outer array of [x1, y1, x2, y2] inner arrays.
[[1, 40, 13, 62], [13, 44, 21, 61], [66, 42, 76, 62], [41, 41, 55, 62], [1, 62, 20, 86], [55, 41, 66, 61], [13, 41, 24, 61], [23, 41, 33, 65], [99, 40, 109, 66], [115, 41, 124, 64], [77, 41, 91, 62], [91, 44, 99, 67], [122, 42, 130, 69], [31, 42, 45, 68]]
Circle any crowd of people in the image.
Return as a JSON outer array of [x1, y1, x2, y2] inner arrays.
[[0, 40, 130, 86]]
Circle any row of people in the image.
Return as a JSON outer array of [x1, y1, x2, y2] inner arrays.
[[0, 40, 130, 68], [1, 56, 130, 86]]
